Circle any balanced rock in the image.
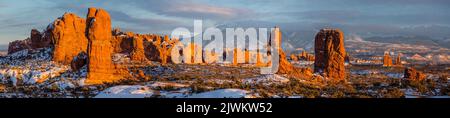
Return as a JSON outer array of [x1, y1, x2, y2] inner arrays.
[[314, 28, 346, 80], [404, 67, 425, 81]]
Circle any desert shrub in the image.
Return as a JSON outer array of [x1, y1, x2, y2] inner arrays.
[[383, 88, 405, 98], [190, 83, 212, 93], [331, 91, 345, 98], [408, 80, 428, 93], [157, 84, 177, 91], [440, 75, 448, 83]]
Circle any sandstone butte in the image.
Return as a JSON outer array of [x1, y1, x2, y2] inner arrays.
[[84, 8, 117, 84], [404, 67, 426, 81], [314, 28, 346, 80], [51, 13, 89, 65], [382, 51, 393, 67]]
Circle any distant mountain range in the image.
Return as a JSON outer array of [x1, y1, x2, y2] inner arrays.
[[214, 21, 450, 52], [364, 35, 450, 49]]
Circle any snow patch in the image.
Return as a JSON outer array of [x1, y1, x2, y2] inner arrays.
[[187, 89, 250, 98], [95, 85, 154, 98]]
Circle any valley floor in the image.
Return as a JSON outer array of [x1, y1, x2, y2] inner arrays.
[[0, 48, 449, 98]]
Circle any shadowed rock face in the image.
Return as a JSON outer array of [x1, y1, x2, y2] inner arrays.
[[85, 8, 115, 84], [404, 67, 425, 81], [314, 28, 346, 80], [7, 39, 31, 54], [7, 29, 52, 54], [71, 51, 87, 71], [30, 29, 49, 49], [51, 13, 88, 65]]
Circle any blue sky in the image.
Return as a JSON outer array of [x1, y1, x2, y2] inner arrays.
[[0, 0, 449, 44]]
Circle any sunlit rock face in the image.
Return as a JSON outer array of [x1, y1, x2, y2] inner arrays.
[[50, 13, 88, 65], [85, 8, 115, 84], [404, 67, 425, 81], [383, 52, 393, 67], [299, 51, 314, 61], [314, 28, 346, 80], [130, 36, 147, 62]]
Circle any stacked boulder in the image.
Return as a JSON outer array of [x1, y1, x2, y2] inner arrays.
[[314, 28, 346, 80]]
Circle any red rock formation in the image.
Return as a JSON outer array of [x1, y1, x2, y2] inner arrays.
[[244, 49, 250, 64], [111, 30, 133, 53], [130, 36, 147, 61], [314, 28, 346, 80], [85, 8, 115, 84], [7, 39, 31, 54], [290, 54, 298, 61], [232, 48, 245, 66], [160, 35, 175, 64], [145, 35, 179, 65], [383, 52, 393, 67], [404, 67, 425, 81], [144, 40, 161, 61], [50, 13, 88, 65], [395, 54, 402, 66], [299, 51, 315, 61], [30, 29, 51, 49], [7, 29, 52, 54], [183, 43, 202, 64]]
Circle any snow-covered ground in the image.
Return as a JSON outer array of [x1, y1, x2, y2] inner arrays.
[[351, 70, 403, 78], [187, 89, 250, 98], [95, 85, 155, 98], [243, 74, 289, 86], [95, 84, 252, 98]]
